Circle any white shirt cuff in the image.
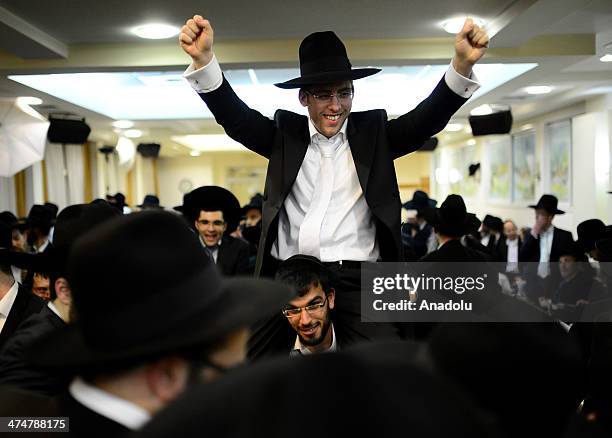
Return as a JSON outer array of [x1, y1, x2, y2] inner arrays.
[[444, 61, 480, 98], [183, 54, 223, 93]]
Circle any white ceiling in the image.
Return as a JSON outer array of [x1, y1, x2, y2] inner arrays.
[[0, 0, 611, 156]]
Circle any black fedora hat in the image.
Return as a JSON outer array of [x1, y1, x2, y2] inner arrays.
[[181, 186, 241, 233], [241, 193, 264, 215], [25, 204, 54, 230], [422, 194, 475, 237], [482, 215, 503, 233], [577, 219, 606, 252], [529, 194, 564, 215], [137, 194, 163, 210], [0, 211, 27, 234], [28, 211, 292, 370], [468, 163, 480, 177], [402, 190, 437, 211], [274, 31, 380, 89]]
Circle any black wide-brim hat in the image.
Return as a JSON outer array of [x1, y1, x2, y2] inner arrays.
[[274, 31, 380, 89], [27, 211, 292, 370], [577, 219, 606, 252], [529, 194, 564, 215], [178, 186, 241, 233], [402, 190, 437, 211], [137, 194, 163, 209], [422, 194, 475, 237]]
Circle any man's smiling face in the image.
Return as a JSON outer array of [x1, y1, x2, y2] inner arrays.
[[299, 81, 353, 138]]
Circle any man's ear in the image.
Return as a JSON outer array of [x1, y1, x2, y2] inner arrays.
[[298, 89, 309, 107], [145, 356, 189, 404], [55, 278, 72, 306], [328, 288, 335, 310]]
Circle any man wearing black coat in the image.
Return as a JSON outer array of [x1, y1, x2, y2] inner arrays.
[[182, 186, 250, 276], [519, 194, 574, 300], [179, 15, 489, 277], [0, 223, 44, 352]]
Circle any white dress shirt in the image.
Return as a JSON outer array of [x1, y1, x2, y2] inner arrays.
[[69, 377, 151, 430], [184, 55, 480, 262], [538, 226, 555, 278], [0, 280, 19, 334], [506, 238, 519, 273]]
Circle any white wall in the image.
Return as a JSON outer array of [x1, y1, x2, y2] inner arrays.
[[432, 95, 612, 236]]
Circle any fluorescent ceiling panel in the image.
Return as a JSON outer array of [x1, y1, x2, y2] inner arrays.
[[9, 63, 536, 120]]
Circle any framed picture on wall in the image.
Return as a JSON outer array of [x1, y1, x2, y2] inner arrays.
[[512, 130, 537, 203], [486, 136, 512, 202], [546, 119, 572, 203]]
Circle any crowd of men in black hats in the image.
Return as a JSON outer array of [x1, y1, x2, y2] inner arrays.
[[0, 187, 610, 436], [0, 12, 610, 438]]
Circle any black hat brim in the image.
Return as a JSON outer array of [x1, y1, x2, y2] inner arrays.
[[274, 68, 381, 89], [528, 204, 565, 215], [28, 277, 293, 370]]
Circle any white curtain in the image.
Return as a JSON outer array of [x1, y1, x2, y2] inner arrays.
[[44, 143, 68, 210], [65, 145, 85, 205], [0, 176, 16, 212]]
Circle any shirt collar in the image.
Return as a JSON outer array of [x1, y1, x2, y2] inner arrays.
[[293, 324, 337, 355], [36, 239, 49, 253], [0, 280, 19, 319], [541, 226, 554, 238], [69, 377, 151, 430], [308, 118, 348, 143], [47, 301, 63, 319]]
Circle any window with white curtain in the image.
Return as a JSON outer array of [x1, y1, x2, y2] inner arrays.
[[44, 142, 85, 210]]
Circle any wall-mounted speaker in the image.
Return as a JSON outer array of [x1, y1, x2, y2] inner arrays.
[[137, 143, 161, 158], [468, 110, 513, 136], [47, 116, 91, 144]]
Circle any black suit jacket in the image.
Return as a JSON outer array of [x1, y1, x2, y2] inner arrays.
[[216, 235, 250, 276], [200, 75, 468, 276], [519, 226, 574, 262], [0, 305, 69, 396], [496, 237, 521, 263], [0, 284, 45, 351]]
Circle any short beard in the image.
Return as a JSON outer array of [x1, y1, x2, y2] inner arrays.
[[298, 313, 331, 347]]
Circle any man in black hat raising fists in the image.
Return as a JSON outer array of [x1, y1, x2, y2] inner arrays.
[[179, 15, 489, 284]]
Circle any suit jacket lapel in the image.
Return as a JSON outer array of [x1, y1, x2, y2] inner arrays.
[[347, 114, 376, 192], [280, 113, 310, 194]]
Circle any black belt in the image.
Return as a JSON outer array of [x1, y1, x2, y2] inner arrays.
[[321, 260, 363, 270]]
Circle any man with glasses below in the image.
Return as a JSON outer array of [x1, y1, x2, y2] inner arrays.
[[276, 255, 338, 356], [179, 15, 489, 288]]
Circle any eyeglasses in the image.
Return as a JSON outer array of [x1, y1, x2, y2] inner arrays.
[[197, 219, 225, 227], [304, 90, 354, 104], [282, 295, 329, 318]]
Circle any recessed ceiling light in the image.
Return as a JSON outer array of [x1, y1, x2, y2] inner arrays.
[[467, 139, 476, 146], [470, 104, 493, 116], [521, 123, 534, 131], [190, 151, 201, 157], [16, 96, 43, 105], [441, 17, 485, 34], [112, 120, 134, 129], [444, 123, 464, 132], [525, 85, 552, 95], [124, 129, 142, 138], [131, 23, 179, 40], [600, 54, 612, 63]]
